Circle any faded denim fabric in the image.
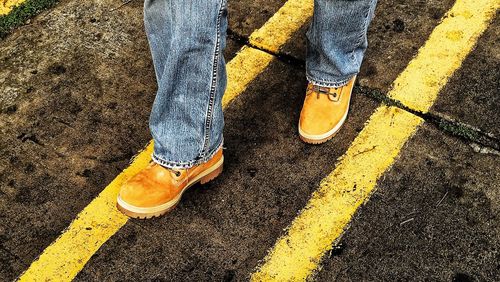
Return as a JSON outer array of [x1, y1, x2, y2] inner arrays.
[[144, 0, 376, 168], [306, 0, 378, 87], [144, 0, 228, 169]]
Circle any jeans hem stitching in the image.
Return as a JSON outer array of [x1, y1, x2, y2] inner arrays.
[[152, 138, 224, 169], [306, 73, 356, 88]]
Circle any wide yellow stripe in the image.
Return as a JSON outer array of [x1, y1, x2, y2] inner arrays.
[[251, 0, 497, 280], [0, 0, 25, 15], [223, 46, 274, 106], [389, 0, 499, 112], [18, 142, 151, 281], [249, 0, 313, 52], [18, 48, 273, 282], [252, 107, 422, 281], [17, 1, 296, 280]]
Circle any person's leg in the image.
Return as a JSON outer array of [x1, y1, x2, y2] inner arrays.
[[145, 0, 228, 169], [117, 0, 228, 219], [299, 0, 377, 144], [306, 0, 377, 87]]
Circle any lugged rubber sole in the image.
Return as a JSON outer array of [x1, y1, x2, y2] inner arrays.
[[299, 127, 341, 144], [117, 158, 223, 219]]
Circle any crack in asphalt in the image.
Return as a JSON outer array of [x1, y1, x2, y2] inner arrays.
[[226, 27, 500, 153], [359, 86, 500, 152]]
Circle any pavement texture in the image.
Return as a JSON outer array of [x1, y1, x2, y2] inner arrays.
[[316, 122, 500, 281], [281, 0, 456, 90], [0, 0, 498, 281], [431, 15, 500, 138], [74, 58, 379, 281]]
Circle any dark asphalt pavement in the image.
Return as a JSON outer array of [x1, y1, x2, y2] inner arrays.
[[0, 0, 498, 281]]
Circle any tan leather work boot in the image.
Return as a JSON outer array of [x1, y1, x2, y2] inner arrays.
[[298, 76, 356, 144], [117, 149, 223, 219]]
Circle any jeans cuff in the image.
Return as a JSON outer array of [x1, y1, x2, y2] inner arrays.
[[306, 73, 357, 88], [151, 138, 224, 169]]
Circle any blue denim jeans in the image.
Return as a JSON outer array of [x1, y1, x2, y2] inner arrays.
[[144, 0, 377, 169]]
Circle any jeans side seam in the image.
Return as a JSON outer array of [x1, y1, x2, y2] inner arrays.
[[350, 0, 377, 64], [200, 0, 225, 159]]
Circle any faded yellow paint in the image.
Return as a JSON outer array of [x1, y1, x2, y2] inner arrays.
[[252, 107, 422, 281], [18, 142, 152, 282], [0, 0, 25, 15], [251, 0, 498, 280], [223, 46, 274, 107], [18, 0, 498, 279], [17, 0, 296, 280], [18, 48, 272, 282], [248, 0, 313, 53], [388, 0, 498, 112]]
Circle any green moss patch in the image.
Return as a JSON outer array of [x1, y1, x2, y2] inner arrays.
[[0, 0, 59, 39]]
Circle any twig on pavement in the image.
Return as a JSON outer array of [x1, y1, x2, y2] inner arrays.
[[399, 218, 414, 226], [110, 0, 134, 12], [436, 190, 448, 207]]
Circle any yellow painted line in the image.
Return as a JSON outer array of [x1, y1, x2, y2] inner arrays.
[[17, 0, 307, 279], [0, 0, 25, 15], [18, 49, 274, 282], [223, 46, 274, 106], [389, 0, 499, 112], [18, 141, 151, 282], [249, 0, 313, 53], [252, 107, 422, 281], [251, 0, 498, 280]]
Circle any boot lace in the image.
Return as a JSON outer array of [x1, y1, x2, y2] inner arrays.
[[306, 84, 341, 102]]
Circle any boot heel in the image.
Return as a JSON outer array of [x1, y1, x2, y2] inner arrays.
[[200, 165, 223, 184]]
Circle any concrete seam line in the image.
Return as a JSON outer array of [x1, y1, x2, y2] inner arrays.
[[250, 0, 498, 280]]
